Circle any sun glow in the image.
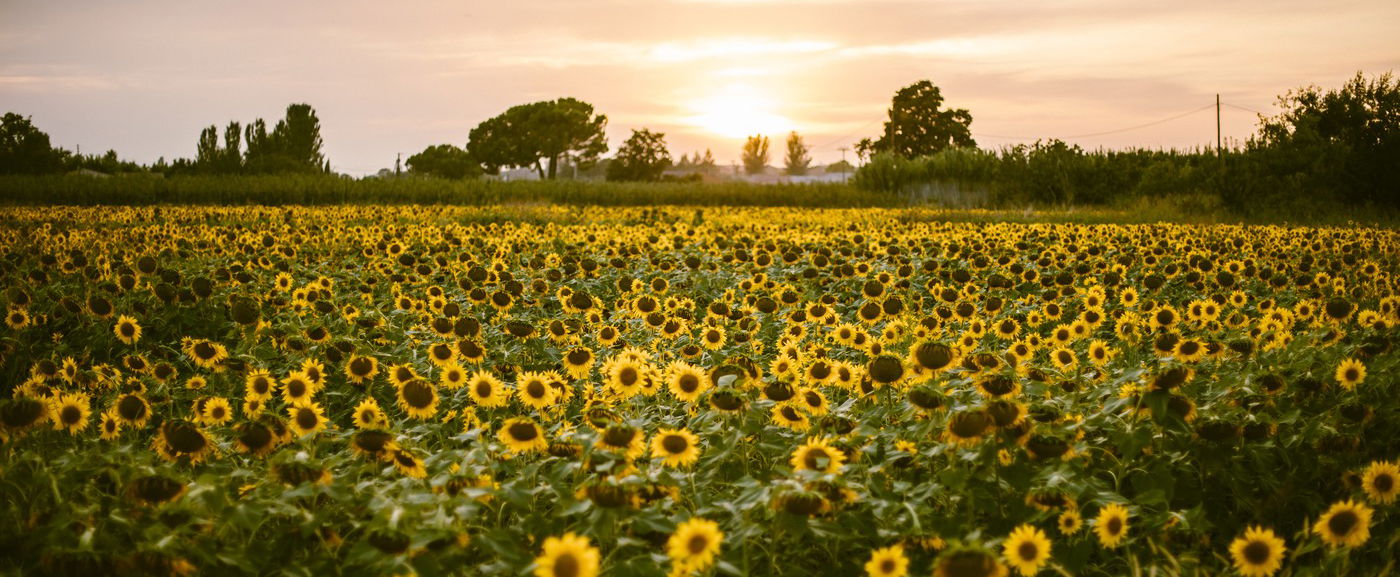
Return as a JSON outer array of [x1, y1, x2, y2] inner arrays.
[[685, 83, 793, 139]]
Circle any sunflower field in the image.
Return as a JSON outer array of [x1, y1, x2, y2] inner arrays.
[[0, 205, 1396, 577]]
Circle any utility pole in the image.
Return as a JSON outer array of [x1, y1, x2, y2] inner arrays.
[[1215, 94, 1222, 159], [837, 146, 850, 178], [395, 153, 402, 177]]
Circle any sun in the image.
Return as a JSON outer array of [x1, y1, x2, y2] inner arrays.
[[685, 83, 792, 139]]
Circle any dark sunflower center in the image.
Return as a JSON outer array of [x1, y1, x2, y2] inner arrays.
[[553, 552, 580, 577], [166, 424, 207, 453], [1106, 517, 1123, 535], [678, 374, 700, 393], [194, 342, 217, 359], [950, 411, 991, 438], [240, 423, 272, 449], [880, 558, 896, 573], [403, 382, 434, 408], [1242, 540, 1271, 565], [618, 367, 639, 387], [1180, 342, 1199, 355], [508, 422, 539, 441], [981, 376, 1015, 396], [661, 435, 689, 454], [526, 381, 547, 398], [1328, 510, 1358, 536], [252, 378, 270, 394], [603, 426, 637, 446], [350, 358, 373, 376], [475, 381, 493, 398], [354, 431, 392, 452], [914, 343, 953, 370], [803, 448, 830, 470], [394, 452, 417, 468], [295, 408, 319, 430], [780, 406, 801, 421], [1057, 351, 1073, 365], [567, 349, 591, 365], [120, 323, 136, 336], [1374, 473, 1395, 493], [869, 356, 904, 383], [287, 380, 307, 398], [687, 534, 710, 555], [1344, 369, 1359, 381], [1018, 541, 1039, 561], [118, 395, 147, 419]]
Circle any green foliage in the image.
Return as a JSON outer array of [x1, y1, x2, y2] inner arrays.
[[606, 129, 672, 182], [407, 145, 480, 180], [783, 132, 811, 176], [860, 80, 975, 159], [742, 135, 770, 175], [188, 104, 327, 175], [0, 113, 64, 175], [467, 98, 608, 179]]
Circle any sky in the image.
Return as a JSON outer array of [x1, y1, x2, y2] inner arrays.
[[2, 0, 1397, 175]]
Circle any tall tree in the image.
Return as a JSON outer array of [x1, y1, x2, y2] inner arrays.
[[406, 144, 480, 179], [606, 128, 672, 182], [0, 113, 62, 174], [467, 98, 608, 179], [867, 80, 974, 158], [222, 121, 243, 173], [784, 131, 811, 175], [196, 125, 222, 170], [272, 103, 325, 172], [741, 135, 770, 175]]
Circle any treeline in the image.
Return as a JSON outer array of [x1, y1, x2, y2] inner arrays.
[[0, 175, 891, 208], [854, 72, 1399, 216]]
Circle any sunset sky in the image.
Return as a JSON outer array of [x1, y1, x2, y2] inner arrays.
[[3, 0, 1396, 175]]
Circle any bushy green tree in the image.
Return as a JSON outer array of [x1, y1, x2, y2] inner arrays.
[[407, 144, 480, 180], [0, 113, 63, 174], [606, 129, 671, 182], [467, 98, 608, 179], [861, 80, 974, 159]]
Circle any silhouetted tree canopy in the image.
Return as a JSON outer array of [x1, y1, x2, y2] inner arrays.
[[407, 144, 480, 180], [467, 98, 608, 179], [0, 113, 63, 175], [859, 80, 974, 159], [742, 135, 770, 175], [606, 129, 671, 182]]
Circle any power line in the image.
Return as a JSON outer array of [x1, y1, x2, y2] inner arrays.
[[1222, 102, 1270, 116], [973, 102, 1218, 141]]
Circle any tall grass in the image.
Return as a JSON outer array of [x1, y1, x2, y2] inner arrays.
[[0, 175, 900, 208]]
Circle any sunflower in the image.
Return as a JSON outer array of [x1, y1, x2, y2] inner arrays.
[[387, 364, 420, 388], [533, 533, 600, 577], [440, 362, 468, 390], [668, 362, 711, 403], [498, 417, 548, 453], [562, 346, 596, 379], [187, 339, 228, 369], [1334, 358, 1366, 390], [1093, 503, 1130, 549], [389, 447, 428, 479], [1002, 524, 1051, 576], [597, 423, 647, 459], [1174, 339, 1206, 363], [667, 518, 723, 572], [4, 307, 30, 330], [460, 372, 506, 408], [344, 354, 379, 385], [865, 544, 909, 577], [350, 429, 398, 459], [113, 392, 152, 428], [650, 428, 701, 468], [516, 371, 557, 410], [771, 404, 811, 432], [1057, 510, 1083, 535], [791, 436, 846, 474], [98, 411, 121, 440], [282, 372, 317, 406], [349, 397, 387, 431], [201, 397, 233, 426], [1361, 460, 1399, 504], [1049, 348, 1077, 371], [1313, 499, 1372, 548], [50, 392, 91, 434], [244, 369, 276, 401], [397, 379, 439, 420], [234, 420, 279, 456], [1228, 526, 1286, 577], [114, 315, 142, 345], [155, 419, 213, 463], [946, 410, 993, 446], [605, 358, 647, 398], [287, 402, 329, 437]]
